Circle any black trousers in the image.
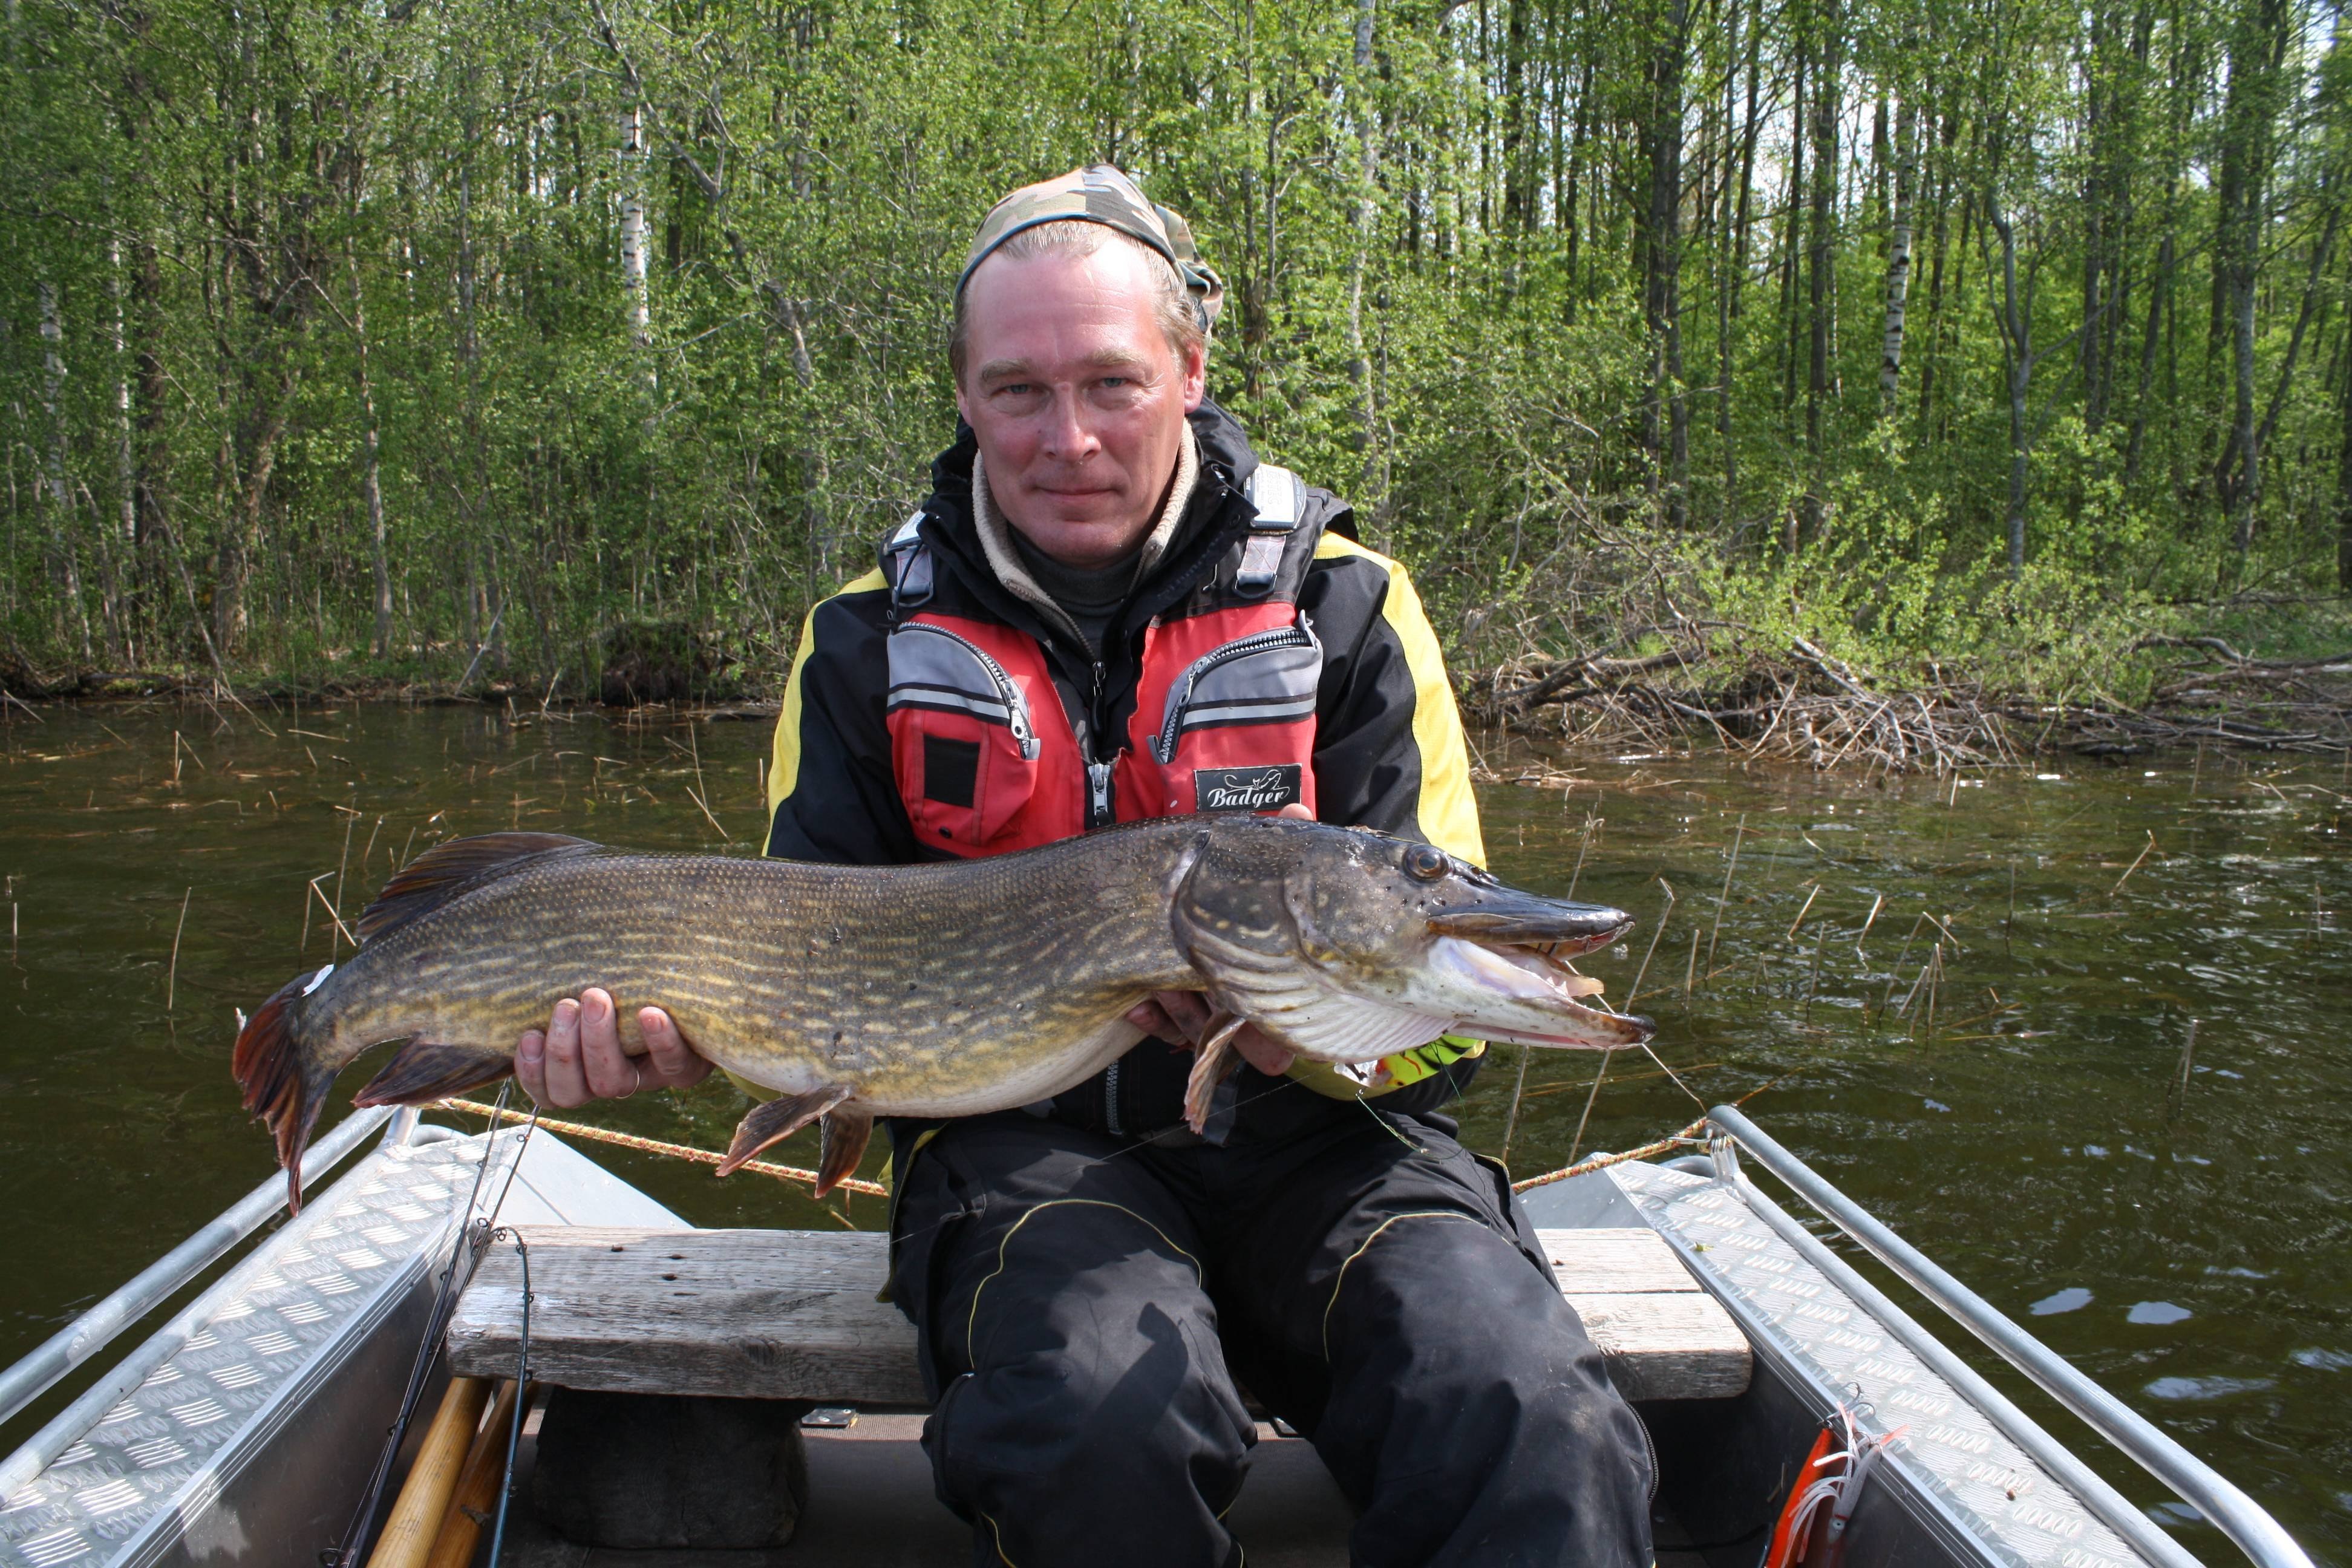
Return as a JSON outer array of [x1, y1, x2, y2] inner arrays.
[[887, 1087, 1655, 1568]]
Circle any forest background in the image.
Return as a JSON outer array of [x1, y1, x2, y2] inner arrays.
[[4, 0, 2349, 715]]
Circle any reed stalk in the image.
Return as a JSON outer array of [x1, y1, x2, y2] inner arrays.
[[1704, 812, 1747, 981], [1624, 878, 1676, 1005], [2109, 831, 2155, 901], [166, 887, 191, 1012]]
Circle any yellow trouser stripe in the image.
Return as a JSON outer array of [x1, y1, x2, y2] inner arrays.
[[1321, 1210, 1482, 1357], [966, 1198, 1203, 1364]]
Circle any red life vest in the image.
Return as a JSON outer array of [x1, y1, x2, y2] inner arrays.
[[883, 465, 1324, 857]]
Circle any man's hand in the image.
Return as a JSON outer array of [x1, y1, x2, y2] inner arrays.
[[1126, 990, 1296, 1076], [515, 987, 713, 1109]]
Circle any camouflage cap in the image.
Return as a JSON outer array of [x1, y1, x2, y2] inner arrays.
[[958, 164, 1226, 333]]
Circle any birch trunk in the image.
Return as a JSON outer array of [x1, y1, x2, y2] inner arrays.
[[348, 241, 393, 658], [1878, 95, 1917, 417], [37, 282, 91, 660], [619, 103, 652, 361], [1800, 0, 1841, 544], [109, 239, 134, 546], [1346, 0, 1380, 516], [1987, 194, 2033, 577]]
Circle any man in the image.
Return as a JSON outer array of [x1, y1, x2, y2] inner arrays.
[[517, 166, 1653, 1568]]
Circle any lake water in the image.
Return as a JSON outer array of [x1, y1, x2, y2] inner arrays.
[[0, 701, 2345, 1561]]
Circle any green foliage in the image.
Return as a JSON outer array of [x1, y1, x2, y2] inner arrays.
[[0, 0, 2345, 694]]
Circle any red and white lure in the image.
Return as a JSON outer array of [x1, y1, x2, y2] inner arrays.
[[1764, 1401, 1911, 1568]]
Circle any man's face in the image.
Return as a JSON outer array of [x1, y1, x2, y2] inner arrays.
[[954, 237, 1206, 569]]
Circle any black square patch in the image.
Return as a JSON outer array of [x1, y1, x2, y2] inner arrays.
[[1194, 764, 1304, 812], [923, 735, 981, 808]]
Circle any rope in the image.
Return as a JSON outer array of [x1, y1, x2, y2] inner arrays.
[[437, 1100, 1707, 1202], [434, 1098, 890, 1198], [1509, 1116, 1713, 1193]]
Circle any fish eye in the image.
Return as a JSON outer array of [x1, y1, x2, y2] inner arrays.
[[1403, 844, 1449, 881]]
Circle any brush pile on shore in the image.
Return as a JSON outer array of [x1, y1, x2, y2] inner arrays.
[[1466, 629, 2352, 771], [11, 626, 2351, 769]]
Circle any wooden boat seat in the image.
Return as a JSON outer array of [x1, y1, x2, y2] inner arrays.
[[446, 1226, 1749, 1404]]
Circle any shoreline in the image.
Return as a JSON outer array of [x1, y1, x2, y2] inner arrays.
[[5, 670, 2342, 773]]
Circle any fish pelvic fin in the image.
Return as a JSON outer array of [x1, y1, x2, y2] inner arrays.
[[352, 1040, 515, 1108], [356, 832, 598, 943], [233, 969, 339, 1214], [815, 1108, 874, 1198], [1182, 1012, 1246, 1135], [716, 1084, 852, 1178]]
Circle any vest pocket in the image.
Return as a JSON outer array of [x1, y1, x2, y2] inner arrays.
[[887, 622, 1041, 848], [1150, 618, 1322, 763]]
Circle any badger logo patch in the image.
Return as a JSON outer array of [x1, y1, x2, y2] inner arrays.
[[1194, 765, 1304, 812]]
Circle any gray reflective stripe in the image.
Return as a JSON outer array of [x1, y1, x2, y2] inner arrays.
[[1180, 694, 1321, 729], [887, 626, 1014, 724], [1181, 639, 1320, 722], [886, 685, 1012, 723], [1158, 629, 1322, 756], [890, 508, 926, 546]]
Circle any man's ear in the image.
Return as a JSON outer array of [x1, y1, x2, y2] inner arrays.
[[953, 375, 973, 428], [1180, 340, 1207, 413]]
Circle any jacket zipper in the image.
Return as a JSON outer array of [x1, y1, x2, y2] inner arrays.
[[1152, 622, 1317, 764], [1086, 659, 1115, 828], [903, 623, 1040, 759], [1102, 1057, 1123, 1135]]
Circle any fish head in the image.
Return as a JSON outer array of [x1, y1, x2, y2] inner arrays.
[[1169, 819, 1655, 1063]]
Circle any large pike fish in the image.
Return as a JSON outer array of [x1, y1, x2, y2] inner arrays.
[[234, 817, 1653, 1207]]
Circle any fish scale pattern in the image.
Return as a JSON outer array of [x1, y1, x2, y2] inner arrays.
[[0, 1134, 518, 1568], [1616, 1163, 2157, 1568]]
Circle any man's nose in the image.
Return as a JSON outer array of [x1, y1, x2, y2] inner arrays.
[[1038, 388, 1100, 461]]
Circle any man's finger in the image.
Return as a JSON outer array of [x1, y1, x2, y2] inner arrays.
[[1232, 1024, 1296, 1076], [577, 987, 638, 1099], [1152, 990, 1215, 1043], [515, 1030, 549, 1105], [1276, 802, 1313, 820], [541, 997, 589, 1109], [639, 1007, 713, 1088], [1127, 999, 1181, 1042]]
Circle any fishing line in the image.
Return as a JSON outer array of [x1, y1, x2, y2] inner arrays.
[[483, 1229, 534, 1568], [325, 1087, 537, 1568]]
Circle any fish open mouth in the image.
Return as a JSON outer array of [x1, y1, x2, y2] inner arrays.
[[1437, 935, 1657, 1046]]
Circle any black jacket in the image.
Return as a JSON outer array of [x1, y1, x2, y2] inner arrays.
[[760, 400, 1489, 1131]]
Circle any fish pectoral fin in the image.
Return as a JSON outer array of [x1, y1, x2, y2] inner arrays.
[[717, 1084, 853, 1177], [815, 1108, 874, 1198], [1182, 1012, 1246, 1135], [351, 1041, 515, 1107]]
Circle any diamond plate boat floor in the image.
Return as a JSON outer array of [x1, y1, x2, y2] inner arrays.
[[1607, 1160, 2158, 1568], [0, 1126, 676, 1568]]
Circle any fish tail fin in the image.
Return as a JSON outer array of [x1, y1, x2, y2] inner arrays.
[[233, 971, 338, 1213]]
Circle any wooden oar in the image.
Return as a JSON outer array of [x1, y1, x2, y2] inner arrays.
[[423, 1379, 530, 1568], [364, 1376, 491, 1568]]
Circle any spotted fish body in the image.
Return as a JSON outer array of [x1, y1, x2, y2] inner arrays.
[[233, 818, 1650, 1209]]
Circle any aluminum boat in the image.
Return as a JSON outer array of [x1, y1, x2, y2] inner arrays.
[[0, 1105, 2316, 1568]]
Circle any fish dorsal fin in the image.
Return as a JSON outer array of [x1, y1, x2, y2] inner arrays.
[[356, 832, 598, 943]]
